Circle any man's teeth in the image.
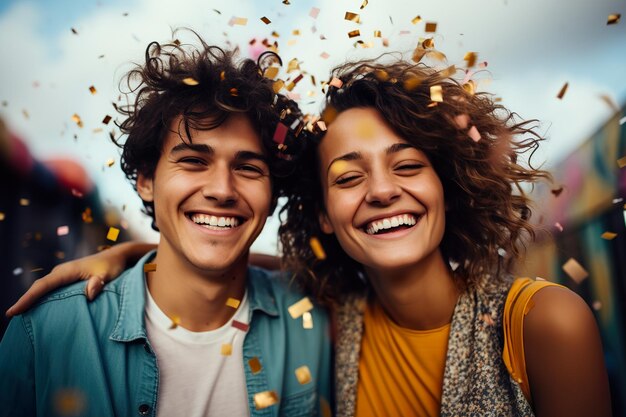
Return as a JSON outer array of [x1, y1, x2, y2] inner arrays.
[[190, 214, 239, 228], [366, 214, 416, 235]]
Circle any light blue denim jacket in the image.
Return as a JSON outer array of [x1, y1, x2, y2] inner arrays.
[[0, 252, 332, 417]]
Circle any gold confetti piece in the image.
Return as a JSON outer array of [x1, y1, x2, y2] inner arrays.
[[607, 13, 620, 25], [320, 397, 332, 417], [262, 66, 278, 80], [329, 77, 343, 88], [57, 225, 69, 236], [229, 87, 238, 96], [22, 109, 29, 119], [89, 85, 97, 95], [316, 120, 327, 131], [82, 207, 93, 223], [555, 222, 563, 232], [288, 297, 314, 319], [0, 212, 4, 221], [226, 297, 241, 309], [374, 30, 382, 37], [320, 52, 330, 59], [54, 388, 85, 415], [430, 85, 443, 102], [107, 227, 120, 241], [292, 29, 300, 36], [345, 12, 360, 23], [464, 52, 477, 68], [182, 77, 199, 86], [425, 22, 437, 32], [467, 125, 481, 142], [295, 365, 312, 384], [144, 263, 157, 272], [20, 198, 29, 206], [562, 258, 589, 284], [382, 38, 389, 47], [254, 391, 279, 409], [617, 156, 626, 168], [221, 343, 233, 355], [348, 30, 360, 38], [71, 113, 83, 128], [601, 231, 617, 240], [105, 158, 115, 167], [303, 311, 313, 329], [282, 0, 290, 4], [169, 315, 181, 329], [309, 236, 327, 260], [248, 357, 262, 374], [272, 80, 284, 93], [411, 15, 422, 24], [309, 7, 320, 18], [102, 115, 112, 125], [556, 82, 568, 99], [261, 16, 271, 24], [360, 0, 368, 9], [439, 65, 456, 78], [233, 17, 248, 26], [71, 28, 78, 35]]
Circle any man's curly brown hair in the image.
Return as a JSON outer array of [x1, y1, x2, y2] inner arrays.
[[114, 29, 307, 230], [278, 58, 551, 304]]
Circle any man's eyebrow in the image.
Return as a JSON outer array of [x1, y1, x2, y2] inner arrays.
[[235, 150, 269, 165], [386, 143, 416, 155], [327, 151, 363, 176], [170, 142, 214, 155]]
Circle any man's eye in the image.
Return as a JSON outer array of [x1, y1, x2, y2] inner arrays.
[[179, 157, 205, 165], [396, 163, 424, 171], [237, 165, 266, 176]]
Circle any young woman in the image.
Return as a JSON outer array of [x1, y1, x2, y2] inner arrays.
[[7, 58, 612, 416]]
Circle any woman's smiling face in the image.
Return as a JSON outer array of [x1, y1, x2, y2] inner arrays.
[[317, 107, 447, 275]]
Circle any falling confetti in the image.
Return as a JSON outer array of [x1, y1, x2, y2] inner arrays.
[[295, 365, 312, 384], [329, 77, 343, 88], [464, 52, 477, 68], [601, 231, 617, 240], [13, 267, 23, 276], [411, 15, 422, 24], [617, 156, 626, 168], [607, 14, 620, 25], [231, 17, 248, 26], [592, 301, 602, 310], [71, 113, 83, 128], [102, 115, 112, 124], [182, 77, 199, 86], [71, 28, 78, 35], [221, 343, 233, 356], [254, 391, 279, 410], [248, 357, 263, 374], [82, 207, 93, 223], [273, 122, 288, 144], [430, 85, 443, 102], [288, 297, 314, 319], [345, 12, 360, 23], [320, 52, 330, 59], [57, 225, 69, 236], [309, 237, 327, 259], [0, 212, 5, 221], [556, 82, 568, 99], [467, 126, 481, 142], [169, 315, 181, 329], [555, 222, 563, 232], [309, 7, 320, 18], [232, 320, 249, 332], [143, 263, 157, 272], [107, 227, 120, 241], [562, 258, 589, 284], [360, 0, 368, 9], [303, 311, 313, 329], [226, 297, 241, 309], [260, 16, 271, 24], [19, 198, 30, 206], [425, 22, 437, 32], [551, 186, 564, 196], [374, 30, 382, 37], [348, 30, 361, 38]]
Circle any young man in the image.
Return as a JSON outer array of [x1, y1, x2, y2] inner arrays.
[[0, 35, 331, 417]]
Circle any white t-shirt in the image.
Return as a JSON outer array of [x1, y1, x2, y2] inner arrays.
[[144, 284, 251, 417]]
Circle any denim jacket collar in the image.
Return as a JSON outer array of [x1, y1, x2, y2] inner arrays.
[[108, 252, 280, 342]]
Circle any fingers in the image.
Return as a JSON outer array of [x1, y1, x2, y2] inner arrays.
[[6, 265, 83, 317], [85, 277, 106, 301]]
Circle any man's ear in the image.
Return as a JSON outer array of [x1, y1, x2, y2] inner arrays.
[[136, 173, 155, 202], [318, 210, 334, 234]]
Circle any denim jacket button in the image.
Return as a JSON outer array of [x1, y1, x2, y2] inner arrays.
[[138, 404, 150, 415]]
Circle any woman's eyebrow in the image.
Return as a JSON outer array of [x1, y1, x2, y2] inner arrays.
[[327, 151, 363, 176], [386, 143, 416, 155]]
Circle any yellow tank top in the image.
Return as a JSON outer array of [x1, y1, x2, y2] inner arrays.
[[355, 278, 558, 417]]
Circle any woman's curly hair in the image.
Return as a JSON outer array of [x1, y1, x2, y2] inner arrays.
[[279, 58, 551, 304], [114, 29, 307, 230]]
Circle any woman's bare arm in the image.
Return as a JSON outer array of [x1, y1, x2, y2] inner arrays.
[[524, 286, 612, 417], [6, 241, 156, 317]]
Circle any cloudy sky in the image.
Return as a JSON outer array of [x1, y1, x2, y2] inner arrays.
[[1, 0, 625, 253]]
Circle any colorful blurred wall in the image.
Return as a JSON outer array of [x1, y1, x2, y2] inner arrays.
[[523, 108, 626, 415]]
